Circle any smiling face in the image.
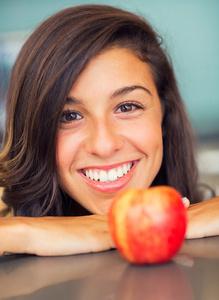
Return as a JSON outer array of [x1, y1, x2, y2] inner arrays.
[[56, 48, 163, 215]]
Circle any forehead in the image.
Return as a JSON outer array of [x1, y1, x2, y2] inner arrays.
[[68, 47, 158, 98]]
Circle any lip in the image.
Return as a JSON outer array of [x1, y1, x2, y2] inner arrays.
[[78, 160, 139, 193]]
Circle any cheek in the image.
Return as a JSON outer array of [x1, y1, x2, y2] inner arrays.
[[124, 117, 163, 155], [56, 131, 82, 172]]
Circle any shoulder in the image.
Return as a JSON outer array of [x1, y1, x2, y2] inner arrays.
[[0, 188, 12, 217]]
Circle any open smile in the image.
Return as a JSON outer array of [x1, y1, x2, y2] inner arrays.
[[83, 161, 133, 182], [78, 160, 138, 192]]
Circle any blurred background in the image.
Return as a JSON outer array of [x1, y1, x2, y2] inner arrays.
[[0, 0, 219, 194]]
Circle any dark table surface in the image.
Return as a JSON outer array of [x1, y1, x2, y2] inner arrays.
[[0, 236, 219, 300]]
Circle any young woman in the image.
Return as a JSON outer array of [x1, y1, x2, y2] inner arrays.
[[0, 5, 218, 256]]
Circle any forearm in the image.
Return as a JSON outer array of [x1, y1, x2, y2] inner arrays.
[[0, 215, 115, 256], [186, 197, 219, 239], [0, 217, 33, 255]]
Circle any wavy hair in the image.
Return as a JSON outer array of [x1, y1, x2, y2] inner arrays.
[[0, 5, 199, 216]]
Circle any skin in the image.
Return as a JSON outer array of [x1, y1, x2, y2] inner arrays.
[[56, 48, 163, 215], [0, 48, 218, 256], [186, 197, 219, 239]]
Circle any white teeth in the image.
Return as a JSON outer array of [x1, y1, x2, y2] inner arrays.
[[117, 167, 123, 178], [84, 162, 133, 182], [89, 169, 94, 180], [93, 171, 99, 181], [99, 170, 108, 182], [123, 164, 128, 174], [108, 169, 117, 182]]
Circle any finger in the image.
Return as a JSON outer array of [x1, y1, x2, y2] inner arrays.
[[182, 197, 190, 209]]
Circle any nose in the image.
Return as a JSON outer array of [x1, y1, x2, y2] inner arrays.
[[85, 119, 124, 158]]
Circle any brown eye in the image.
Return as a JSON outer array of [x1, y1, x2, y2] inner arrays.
[[120, 104, 133, 112], [115, 102, 143, 114], [61, 111, 83, 123]]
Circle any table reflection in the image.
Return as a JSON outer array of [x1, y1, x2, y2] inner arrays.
[[0, 236, 219, 300], [116, 263, 193, 300]]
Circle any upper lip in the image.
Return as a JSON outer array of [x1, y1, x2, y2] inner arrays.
[[78, 160, 137, 171]]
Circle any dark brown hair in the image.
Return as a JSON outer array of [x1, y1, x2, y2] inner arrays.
[[0, 5, 199, 216]]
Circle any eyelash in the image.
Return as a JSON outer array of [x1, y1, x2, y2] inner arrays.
[[60, 101, 144, 124], [61, 110, 83, 123], [115, 101, 145, 113]]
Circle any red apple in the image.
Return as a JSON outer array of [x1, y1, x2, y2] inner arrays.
[[108, 186, 187, 265]]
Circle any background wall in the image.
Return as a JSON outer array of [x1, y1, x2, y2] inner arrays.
[[0, 0, 219, 140]]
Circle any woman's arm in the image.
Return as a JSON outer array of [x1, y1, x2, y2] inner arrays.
[[0, 196, 188, 256], [186, 197, 219, 239], [1, 196, 219, 256], [0, 215, 115, 256]]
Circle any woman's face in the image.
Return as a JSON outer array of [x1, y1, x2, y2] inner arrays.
[[56, 48, 163, 214]]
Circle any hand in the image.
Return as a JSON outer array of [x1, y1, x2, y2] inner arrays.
[[182, 197, 190, 209], [0, 215, 115, 256], [186, 197, 219, 239]]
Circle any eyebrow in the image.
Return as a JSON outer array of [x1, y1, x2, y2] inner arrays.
[[65, 96, 84, 105], [65, 85, 152, 105], [110, 85, 152, 98]]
